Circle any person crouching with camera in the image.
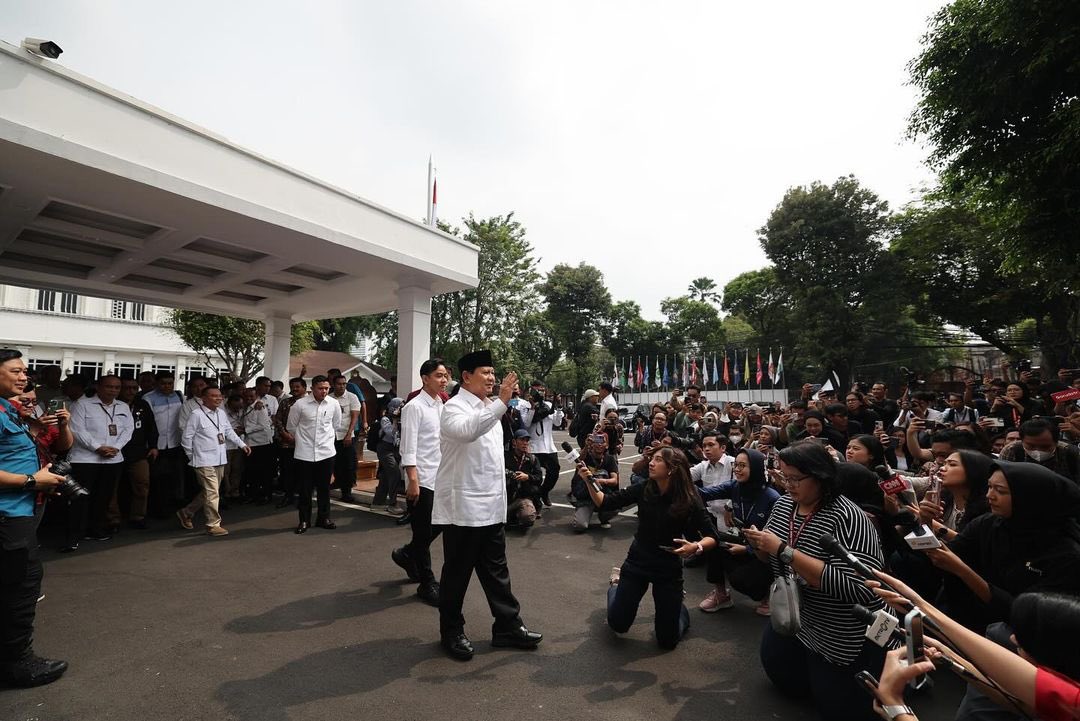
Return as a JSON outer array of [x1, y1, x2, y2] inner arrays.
[[568, 433, 620, 531], [505, 429, 543, 528], [578, 446, 720, 649], [0, 349, 69, 687]]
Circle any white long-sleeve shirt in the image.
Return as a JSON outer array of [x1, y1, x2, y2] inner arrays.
[[240, 402, 273, 447], [69, 398, 134, 464], [286, 395, 341, 462], [432, 388, 508, 527], [399, 391, 443, 491], [517, 399, 564, 455], [183, 405, 245, 468]]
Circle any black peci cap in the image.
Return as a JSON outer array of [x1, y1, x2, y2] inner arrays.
[[457, 349, 494, 373]]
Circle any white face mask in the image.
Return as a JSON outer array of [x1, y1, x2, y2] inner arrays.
[[1027, 448, 1056, 462], [729, 434, 743, 445]]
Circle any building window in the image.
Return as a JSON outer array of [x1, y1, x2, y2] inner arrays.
[[59, 292, 78, 314], [152, 364, 175, 376], [37, 290, 56, 312], [115, 363, 139, 379], [27, 359, 61, 372], [72, 361, 103, 380], [186, 367, 208, 382], [110, 301, 148, 321]]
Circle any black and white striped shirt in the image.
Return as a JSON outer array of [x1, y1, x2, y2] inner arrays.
[[764, 493, 891, 666]]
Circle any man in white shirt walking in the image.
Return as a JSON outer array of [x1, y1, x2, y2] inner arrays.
[[392, 358, 449, 607], [433, 350, 542, 661], [68, 375, 134, 549], [286, 375, 341, 534], [597, 381, 619, 418], [178, 385, 249, 536], [329, 375, 362, 504], [239, 387, 274, 504], [142, 371, 185, 518]]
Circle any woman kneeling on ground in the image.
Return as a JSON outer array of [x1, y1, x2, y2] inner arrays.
[[578, 445, 719, 649]]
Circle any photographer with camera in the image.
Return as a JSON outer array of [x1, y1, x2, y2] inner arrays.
[[988, 382, 1037, 430], [516, 380, 563, 508], [0, 349, 68, 687], [569, 433, 619, 531], [569, 389, 601, 449], [505, 429, 543, 528]]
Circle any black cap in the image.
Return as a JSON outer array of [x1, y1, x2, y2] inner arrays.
[[457, 349, 494, 373]]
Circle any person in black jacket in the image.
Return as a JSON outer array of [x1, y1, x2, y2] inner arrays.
[[570, 390, 601, 449], [577, 445, 720, 649], [110, 377, 159, 531], [924, 460, 1080, 632], [505, 429, 543, 528]]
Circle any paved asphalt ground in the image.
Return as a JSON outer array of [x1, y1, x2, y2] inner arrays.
[[2, 431, 964, 721]]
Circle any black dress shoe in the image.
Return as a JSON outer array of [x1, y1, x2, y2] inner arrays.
[[391, 547, 420, 581], [416, 582, 440, 607], [315, 519, 336, 530], [441, 633, 473, 661], [491, 625, 543, 649], [395, 512, 412, 526], [0, 653, 68, 687], [541, 493, 552, 508], [295, 522, 308, 535]]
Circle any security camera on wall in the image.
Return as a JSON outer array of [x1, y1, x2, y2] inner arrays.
[[21, 38, 63, 60]]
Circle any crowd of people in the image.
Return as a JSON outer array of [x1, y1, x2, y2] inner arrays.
[[2, 346, 1080, 721]]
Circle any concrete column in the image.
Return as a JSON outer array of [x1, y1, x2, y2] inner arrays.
[[396, 286, 432, 398], [175, 356, 187, 382], [263, 316, 293, 385], [141, 354, 155, 373], [61, 348, 75, 376], [103, 351, 116, 375]]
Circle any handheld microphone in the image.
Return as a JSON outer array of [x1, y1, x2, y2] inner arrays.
[[560, 441, 580, 463], [818, 532, 878, 580], [854, 604, 907, 646]]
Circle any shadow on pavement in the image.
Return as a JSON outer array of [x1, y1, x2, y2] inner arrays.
[[225, 581, 410, 634]]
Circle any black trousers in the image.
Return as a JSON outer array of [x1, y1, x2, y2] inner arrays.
[[705, 547, 773, 601], [333, 440, 357, 497], [607, 563, 688, 649], [70, 463, 123, 542], [0, 509, 42, 662], [147, 447, 185, 517], [404, 487, 442, 585], [372, 443, 402, 506], [276, 445, 295, 498], [243, 444, 275, 500], [534, 452, 560, 498], [295, 457, 333, 524], [437, 523, 522, 638]]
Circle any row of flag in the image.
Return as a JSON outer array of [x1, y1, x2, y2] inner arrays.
[[613, 350, 784, 391]]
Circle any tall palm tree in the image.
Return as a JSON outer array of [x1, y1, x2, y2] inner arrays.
[[687, 276, 721, 305]]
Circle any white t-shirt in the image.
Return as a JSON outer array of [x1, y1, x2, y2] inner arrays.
[[330, 390, 363, 440]]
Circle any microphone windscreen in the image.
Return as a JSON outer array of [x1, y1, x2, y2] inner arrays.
[[560, 441, 573, 453], [817, 532, 839, 552], [873, 465, 892, 480], [852, 603, 875, 625]]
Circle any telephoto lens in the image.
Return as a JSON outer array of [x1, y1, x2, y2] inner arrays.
[[47, 459, 89, 498]]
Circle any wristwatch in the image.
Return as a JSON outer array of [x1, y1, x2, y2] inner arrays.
[[777, 541, 795, 564], [880, 704, 915, 720], [22, 474, 36, 490]]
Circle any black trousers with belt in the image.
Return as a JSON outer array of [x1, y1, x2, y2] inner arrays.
[[70, 463, 123, 542], [294, 457, 333, 524], [437, 523, 522, 638], [0, 509, 42, 662], [404, 487, 442, 585]]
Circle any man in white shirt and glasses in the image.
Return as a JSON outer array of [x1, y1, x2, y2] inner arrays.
[[178, 385, 249, 536], [68, 375, 133, 548], [330, 374, 362, 504], [392, 358, 449, 607], [433, 350, 542, 661], [286, 375, 341, 535]]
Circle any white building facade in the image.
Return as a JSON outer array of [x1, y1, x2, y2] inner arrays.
[[0, 284, 222, 381]]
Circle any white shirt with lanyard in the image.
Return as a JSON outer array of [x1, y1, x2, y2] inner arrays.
[[68, 399, 134, 464], [182, 405, 245, 467]]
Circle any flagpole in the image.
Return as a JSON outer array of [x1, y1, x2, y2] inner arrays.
[[426, 155, 433, 225]]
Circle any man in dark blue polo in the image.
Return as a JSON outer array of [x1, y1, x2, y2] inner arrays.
[[0, 348, 68, 687]]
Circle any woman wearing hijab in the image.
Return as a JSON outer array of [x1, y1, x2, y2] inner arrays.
[[577, 446, 720, 649], [795, 410, 846, 453], [924, 461, 1080, 632], [696, 448, 779, 615]]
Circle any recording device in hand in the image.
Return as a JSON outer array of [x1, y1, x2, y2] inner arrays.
[[45, 458, 89, 498], [904, 609, 932, 690], [818, 532, 880, 581], [560, 440, 579, 464], [46, 398, 66, 415]]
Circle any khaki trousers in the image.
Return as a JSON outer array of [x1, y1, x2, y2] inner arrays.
[[183, 465, 225, 528]]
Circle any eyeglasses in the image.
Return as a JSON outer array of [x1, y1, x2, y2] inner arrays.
[[732, 462, 749, 470], [781, 473, 811, 485]]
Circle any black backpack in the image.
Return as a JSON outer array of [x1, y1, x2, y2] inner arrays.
[[365, 422, 380, 452]]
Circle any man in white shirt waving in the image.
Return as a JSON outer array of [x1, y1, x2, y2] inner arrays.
[[286, 375, 341, 534], [433, 350, 542, 661], [392, 358, 449, 607], [178, 385, 249, 536], [68, 375, 134, 547]]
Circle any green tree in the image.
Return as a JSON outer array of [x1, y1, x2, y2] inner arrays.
[[164, 311, 315, 383], [659, 296, 726, 352], [312, 316, 379, 353], [606, 300, 668, 361], [758, 175, 912, 383], [721, 267, 795, 343], [541, 262, 613, 393], [908, 0, 1080, 280], [687, 277, 721, 305]]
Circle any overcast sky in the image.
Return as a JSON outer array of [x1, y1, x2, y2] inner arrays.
[[2, 1, 945, 320]]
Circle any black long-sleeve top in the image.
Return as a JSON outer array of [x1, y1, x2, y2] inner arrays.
[[599, 481, 718, 579]]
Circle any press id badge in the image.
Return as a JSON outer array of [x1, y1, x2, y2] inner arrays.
[[108, 424, 118, 436], [217, 433, 225, 445]]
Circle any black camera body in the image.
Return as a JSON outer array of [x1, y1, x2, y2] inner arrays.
[[47, 458, 89, 499], [1017, 359, 1033, 373]]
